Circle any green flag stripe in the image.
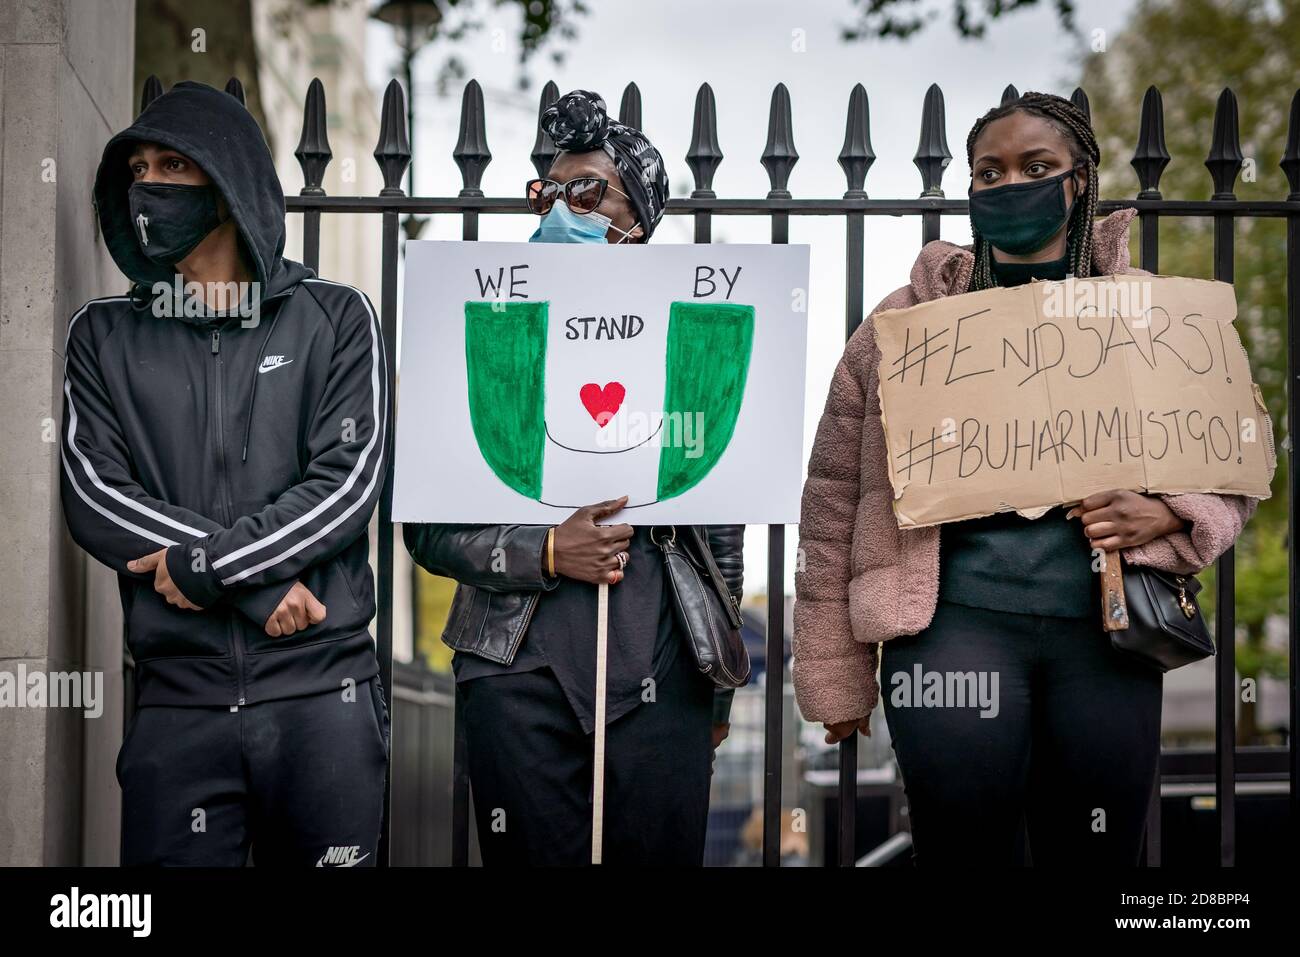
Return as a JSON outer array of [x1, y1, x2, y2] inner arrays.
[[464, 300, 547, 499], [657, 301, 755, 500]]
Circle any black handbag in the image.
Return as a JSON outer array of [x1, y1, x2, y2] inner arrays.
[[1110, 560, 1215, 672], [650, 526, 751, 689]]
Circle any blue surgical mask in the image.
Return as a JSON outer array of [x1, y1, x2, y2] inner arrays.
[[529, 200, 636, 244]]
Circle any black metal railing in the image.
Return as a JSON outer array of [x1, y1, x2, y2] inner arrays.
[[125, 72, 1300, 867]]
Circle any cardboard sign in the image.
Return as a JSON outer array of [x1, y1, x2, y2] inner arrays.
[[392, 241, 810, 524], [873, 274, 1275, 528]]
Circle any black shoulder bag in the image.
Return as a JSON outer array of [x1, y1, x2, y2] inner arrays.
[[650, 526, 751, 689], [1110, 561, 1215, 672]]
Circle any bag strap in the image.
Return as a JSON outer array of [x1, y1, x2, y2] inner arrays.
[[651, 525, 737, 624], [685, 526, 743, 629]]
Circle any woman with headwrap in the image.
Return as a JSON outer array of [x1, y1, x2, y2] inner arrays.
[[526, 88, 669, 245], [404, 90, 745, 866]]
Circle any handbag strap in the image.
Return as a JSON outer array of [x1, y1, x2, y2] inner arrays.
[[683, 526, 744, 629]]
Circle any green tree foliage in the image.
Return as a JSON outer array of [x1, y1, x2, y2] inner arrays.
[[302, 0, 589, 94], [135, 0, 588, 141], [1081, 0, 1296, 740], [843, 0, 1076, 41]]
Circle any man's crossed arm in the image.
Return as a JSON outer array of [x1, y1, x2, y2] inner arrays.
[[59, 288, 389, 636]]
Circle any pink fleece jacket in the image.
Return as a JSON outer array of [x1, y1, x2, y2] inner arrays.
[[792, 207, 1262, 727]]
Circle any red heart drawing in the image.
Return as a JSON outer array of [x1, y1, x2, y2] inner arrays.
[[579, 382, 626, 428]]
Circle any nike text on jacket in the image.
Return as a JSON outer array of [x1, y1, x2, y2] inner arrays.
[[62, 81, 391, 706]]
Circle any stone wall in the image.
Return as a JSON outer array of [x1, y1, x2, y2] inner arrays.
[[0, 0, 135, 865]]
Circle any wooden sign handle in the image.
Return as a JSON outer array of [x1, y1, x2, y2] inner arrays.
[[1101, 550, 1129, 632], [592, 581, 609, 864]]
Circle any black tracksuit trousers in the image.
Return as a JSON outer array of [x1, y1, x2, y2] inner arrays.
[[117, 677, 390, 867], [881, 600, 1164, 867]]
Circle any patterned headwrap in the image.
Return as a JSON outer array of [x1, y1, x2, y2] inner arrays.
[[540, 89, 669, 240]]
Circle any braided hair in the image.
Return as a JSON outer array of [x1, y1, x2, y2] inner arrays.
[[965, 92, 1101, 291]]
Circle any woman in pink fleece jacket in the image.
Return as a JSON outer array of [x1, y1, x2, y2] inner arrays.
[[794, 92, 1261, 866]]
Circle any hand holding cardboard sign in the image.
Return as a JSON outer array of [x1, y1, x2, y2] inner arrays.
[[1065, 489, 1185, 552]]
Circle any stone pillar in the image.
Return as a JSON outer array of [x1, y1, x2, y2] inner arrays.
[[0, 0, 135, 865]]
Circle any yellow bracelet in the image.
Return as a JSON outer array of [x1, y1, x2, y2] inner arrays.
[[546, 526, 556, 578]]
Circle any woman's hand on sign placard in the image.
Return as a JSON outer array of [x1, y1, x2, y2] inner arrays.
[[1066, 489, 1186, 551], [823, 715, 871, 744], [553, 496, 633, 585]]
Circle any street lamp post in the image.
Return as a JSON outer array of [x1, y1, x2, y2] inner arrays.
[[371, 0, 441, 238]]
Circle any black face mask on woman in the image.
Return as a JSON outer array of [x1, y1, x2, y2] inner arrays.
[[968, 167, 1079, 256], [127, 181, 225, 266]]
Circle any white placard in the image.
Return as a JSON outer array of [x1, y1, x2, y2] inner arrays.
[[392, 241, 810, 524]]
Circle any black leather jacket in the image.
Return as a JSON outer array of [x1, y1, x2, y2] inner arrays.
[[403, 523, 745, 722]]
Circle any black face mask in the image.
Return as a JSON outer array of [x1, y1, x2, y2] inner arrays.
[[968, 167, 1079, 256], [127, 182, 225, 266]]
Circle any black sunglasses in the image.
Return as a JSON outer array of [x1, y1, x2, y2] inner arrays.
[[526, 176, 631, 216]]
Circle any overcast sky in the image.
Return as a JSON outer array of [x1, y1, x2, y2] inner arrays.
[[367, 0, 1142, 594]]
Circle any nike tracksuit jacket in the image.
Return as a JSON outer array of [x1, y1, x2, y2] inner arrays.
[[62, 81, 392, 710]]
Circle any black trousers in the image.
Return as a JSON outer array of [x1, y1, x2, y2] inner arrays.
[[458, 643, 716, 866], [118, 677, 389, 866], [881, 600, 1163, 866]]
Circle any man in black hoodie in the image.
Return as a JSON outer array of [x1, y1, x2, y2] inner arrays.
[[63, 82, 391, 866]]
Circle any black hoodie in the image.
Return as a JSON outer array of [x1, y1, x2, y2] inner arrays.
[[63, 81, 390, 706]]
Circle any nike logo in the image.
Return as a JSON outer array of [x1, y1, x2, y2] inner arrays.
[[316, 846, 370, 867], [258, 355, 293, 374]]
